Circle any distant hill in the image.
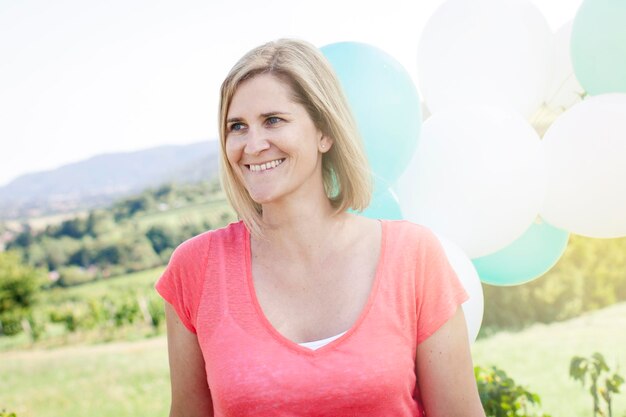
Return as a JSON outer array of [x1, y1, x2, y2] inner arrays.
[[0, 140, 219, 219]]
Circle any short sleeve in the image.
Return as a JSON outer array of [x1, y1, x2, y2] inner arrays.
[[155, 232, 212, 334], [414, 227, 469, 345]]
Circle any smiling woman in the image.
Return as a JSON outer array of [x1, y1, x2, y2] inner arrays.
[[218, 39, 373, 238], [155, 38, 485, 417]]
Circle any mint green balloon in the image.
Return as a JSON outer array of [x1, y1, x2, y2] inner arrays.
[[571, 0, 626, 94], [321, 42, 421, 183], [351, 178, 403, 220], [472, 218, 569, 286], [359, 187, 403, 220]]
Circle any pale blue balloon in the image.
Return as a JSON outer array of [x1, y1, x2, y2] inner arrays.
[[359, 187, 403, 220], [571, 0, 626, 94], [351, 177, 403, 220], [472, 218, 569, 286], [321, 42, 421, 183]]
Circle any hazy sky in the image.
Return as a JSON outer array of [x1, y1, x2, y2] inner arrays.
[[0, 0, 582, 187]]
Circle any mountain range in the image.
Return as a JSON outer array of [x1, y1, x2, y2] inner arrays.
[[0, 140, 220, 220]]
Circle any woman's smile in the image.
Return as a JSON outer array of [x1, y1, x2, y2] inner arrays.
[[246, 158, 286, 172]]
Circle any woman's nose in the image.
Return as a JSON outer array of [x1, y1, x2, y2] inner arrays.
[[244, 126, 271, 155]]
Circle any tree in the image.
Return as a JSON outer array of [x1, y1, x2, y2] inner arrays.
[[0, 251, 46, 335], [85, 210, 115, 236], [44, 217, 89, 239], [146, 224, 178, 254], [39, 236, 81, 271], [6, 223, 34, 249]]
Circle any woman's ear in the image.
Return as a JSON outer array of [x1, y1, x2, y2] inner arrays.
[[319, 135, 333, 153]]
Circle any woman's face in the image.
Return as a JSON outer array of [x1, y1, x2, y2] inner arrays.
[[225, 73, 332, 206]]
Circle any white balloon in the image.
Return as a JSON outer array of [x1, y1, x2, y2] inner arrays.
[[436, 232, 484, 343], [541, 94, 626, 238], [397, 105, 545, 258], [544, 21, 585, 113], [417, 0, 554, 119]]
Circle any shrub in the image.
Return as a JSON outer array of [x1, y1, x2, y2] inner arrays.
[[147, 294, 165, 329], [475, 365, 550, 417], [570, 352, 625, 417], [0, 308, 26, 336]]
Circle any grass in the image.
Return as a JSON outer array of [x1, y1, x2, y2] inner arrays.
[[471, 301, 626, 417], [0, 337, 170, 417], [133, 198, 234, 230]]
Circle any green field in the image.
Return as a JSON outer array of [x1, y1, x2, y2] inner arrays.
[[133, 198, 234, 230], [0, 337, 170, 417], [472, 302, 626, 417], [2, 301, 625, 416], [0, 267, 166, 352], [43, 267, 164, 304]]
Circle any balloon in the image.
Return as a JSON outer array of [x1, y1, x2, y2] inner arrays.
[[417, 0, 554, 119], [321, 42, 421, 183], [358, 185, 403, 220], [472, 217, 569, 286], [571, 0, 626, 95], [544, 21, 585, 113], [397, 105, 545, 258], [436, 233, 484, 343], [541, 93, 626, 238]]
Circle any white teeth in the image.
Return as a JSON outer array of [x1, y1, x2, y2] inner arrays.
[[248, 158, 284, 172]]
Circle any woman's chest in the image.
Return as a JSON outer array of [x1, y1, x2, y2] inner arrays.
[[251, 254, 379, 343], [200, 310, 419, 416]]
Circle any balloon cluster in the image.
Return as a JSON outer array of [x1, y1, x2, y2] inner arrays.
[[322, 0, 626, 341]]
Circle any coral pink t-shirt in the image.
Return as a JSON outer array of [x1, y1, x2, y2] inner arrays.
[[156, 220, 468, 416]]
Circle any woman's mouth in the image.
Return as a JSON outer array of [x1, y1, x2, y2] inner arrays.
[[246, 158, 286, 172]]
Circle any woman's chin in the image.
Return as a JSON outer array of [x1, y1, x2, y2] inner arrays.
[[248, 191, 279, 206]]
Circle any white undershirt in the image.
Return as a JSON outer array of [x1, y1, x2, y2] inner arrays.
[[298, 331, 347, 350]]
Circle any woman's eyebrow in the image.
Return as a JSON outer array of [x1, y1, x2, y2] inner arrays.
[[260, 111, 291, 118], [227, 111, 292, 123]]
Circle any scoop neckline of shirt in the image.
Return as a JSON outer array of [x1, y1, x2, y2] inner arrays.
[[243, 219, 388, 356]]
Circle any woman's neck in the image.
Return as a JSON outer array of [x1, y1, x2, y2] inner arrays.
[[255, 197, 349, 263]]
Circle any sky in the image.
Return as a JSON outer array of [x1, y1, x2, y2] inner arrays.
[[0, 0, 583, 187]]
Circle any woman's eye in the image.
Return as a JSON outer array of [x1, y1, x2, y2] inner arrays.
[[229, 122, 245, 132], [266, 116, 282, 125]]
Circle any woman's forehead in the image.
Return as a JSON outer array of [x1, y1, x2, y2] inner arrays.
[[228, 74, 298, 115]]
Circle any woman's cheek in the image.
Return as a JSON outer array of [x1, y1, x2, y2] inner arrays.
[[225, 138, 242, 166]]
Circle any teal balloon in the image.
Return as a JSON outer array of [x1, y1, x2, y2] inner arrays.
[[352, 179, 403, 220], [571, 0, 626, 94], [361, 188, 403, 220], [321, 42, 421, 183], [472, 218, 569, 286]]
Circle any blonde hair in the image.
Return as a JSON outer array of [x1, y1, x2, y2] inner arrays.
[[218, 39, 371, 236]]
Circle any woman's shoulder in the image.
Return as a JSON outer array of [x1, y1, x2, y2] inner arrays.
[[381, 219, 443, 252], [382, 219, 436, 238]]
